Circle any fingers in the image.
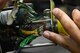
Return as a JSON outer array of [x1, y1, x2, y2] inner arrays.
[[52, 8, 80, 44], [72, 9, 80, 28], [43, 31, 80, 53]]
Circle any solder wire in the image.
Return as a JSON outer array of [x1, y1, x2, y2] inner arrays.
[[50, 0, 56, 32]]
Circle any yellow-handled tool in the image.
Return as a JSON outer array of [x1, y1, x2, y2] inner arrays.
[[21, 29, 38, 36], [50, 0, 68, 35]]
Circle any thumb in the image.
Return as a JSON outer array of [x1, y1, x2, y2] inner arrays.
[[43, 31, 65, 43], [43, 31, 80, 53]]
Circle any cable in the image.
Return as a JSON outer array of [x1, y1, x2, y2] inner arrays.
[[0, 45, 2, 53]]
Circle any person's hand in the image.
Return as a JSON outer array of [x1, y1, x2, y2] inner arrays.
[[43, 8, 80, 53], [0, 0, 11, 10]]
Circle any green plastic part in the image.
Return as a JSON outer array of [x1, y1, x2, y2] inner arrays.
[[20, 34, 37, 47]]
